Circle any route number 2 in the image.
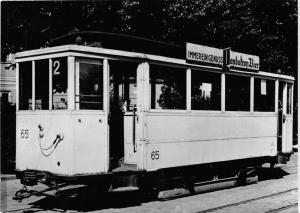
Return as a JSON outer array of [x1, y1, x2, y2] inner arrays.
[[151, 151, 159, 160], [21, 129, 29, 138], [53, 60, 60, 75]]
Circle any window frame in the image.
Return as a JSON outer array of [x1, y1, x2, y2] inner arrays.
[[17, 61, 33, 111], [190, 68, 222, 112], [149, 63, 188, 112], [75, 57, 104, 111], [17, 57, 70, 111], [14, 46, 294, 115], [253, 77, 276, 112], [286, 83, 293, 115], [34, 59, 50, 110], [51, 57, 69, 110], [225, 73, 251, 112]]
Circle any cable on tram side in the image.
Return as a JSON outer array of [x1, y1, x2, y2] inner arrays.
[[38, 124, 64, 157]]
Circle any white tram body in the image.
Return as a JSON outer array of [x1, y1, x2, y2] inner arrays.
[[15, 34, 294, 190]]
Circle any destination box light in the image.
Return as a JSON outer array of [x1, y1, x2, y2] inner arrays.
[[186, 42, 260, 71]]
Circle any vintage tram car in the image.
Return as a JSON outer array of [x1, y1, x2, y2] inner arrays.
[[15, 32, 294, 198]]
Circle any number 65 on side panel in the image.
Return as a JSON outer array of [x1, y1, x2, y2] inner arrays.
[[20, 129, 29, 139], [151, 151, 159, 160]]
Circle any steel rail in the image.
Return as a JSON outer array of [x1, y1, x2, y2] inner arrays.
[[265, 203, 298, 213], [196, 188, 298, 213]]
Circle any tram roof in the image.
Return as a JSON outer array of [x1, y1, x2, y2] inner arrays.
[[15, 43, 294, 82], [49, 31, 185, 59]]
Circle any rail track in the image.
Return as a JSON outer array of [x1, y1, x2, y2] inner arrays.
[[265, 203, 298, 213], [197, 188, 298, 213], [6, 187, 297, 213], [4, 165, 297, 213]]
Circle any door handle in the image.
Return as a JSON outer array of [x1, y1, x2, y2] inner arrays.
[[108, 112, 112, 125]]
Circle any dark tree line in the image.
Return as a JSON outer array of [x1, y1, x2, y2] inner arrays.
[[1, 0, 297, 75], [1, 0, 298, 140]]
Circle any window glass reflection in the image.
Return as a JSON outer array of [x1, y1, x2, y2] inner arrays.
[[191, 71, 221, 110], [78, 62, 103, 110], [150, 65, 186, 110]]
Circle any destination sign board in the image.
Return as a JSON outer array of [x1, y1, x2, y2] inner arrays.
[[186, 42, 260, 71], [186, 43, 223, 66]]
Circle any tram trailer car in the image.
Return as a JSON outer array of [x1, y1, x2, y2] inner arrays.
[[15, 32, 294, 195]]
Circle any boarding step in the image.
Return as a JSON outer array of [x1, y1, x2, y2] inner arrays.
[[112, 186, 139, 192], [111, 163, 137, 172], [111, 172, 139, 189]]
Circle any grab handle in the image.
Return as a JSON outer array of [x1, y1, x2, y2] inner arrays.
[[133, 105, 136, 153]]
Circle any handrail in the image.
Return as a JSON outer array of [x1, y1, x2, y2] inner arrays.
[[133, 105, 136, 153]]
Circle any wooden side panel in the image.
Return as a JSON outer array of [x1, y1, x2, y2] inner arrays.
[[282, 115, 293, 153], [16, 113, 74, 175], [144, 113, 278, 171], [16, 112, 109, 176]]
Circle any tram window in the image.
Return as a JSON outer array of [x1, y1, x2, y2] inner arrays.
[[78, 62, 103, 110], [52, 57, 68, 110], [150, 65, 186, 110], [225, 75, 250, 111], [287, 83, 292, 114], [254, 78, 275, 112], [19, 62, 32, 110], [35, 60, 49, 110], [191, 71, 221, 110]]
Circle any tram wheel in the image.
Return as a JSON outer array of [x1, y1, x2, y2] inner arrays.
[[139, 186, 159, 201], [138, 175, 159, 201], [77, 181, 111, 204]]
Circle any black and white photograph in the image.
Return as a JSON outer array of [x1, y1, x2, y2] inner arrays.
[[0, 0, 298, 212]]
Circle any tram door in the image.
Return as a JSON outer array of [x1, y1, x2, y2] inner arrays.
[[74, 58, 109, 173], [109, 61, 138, 170], [278, 82, 293, 154]]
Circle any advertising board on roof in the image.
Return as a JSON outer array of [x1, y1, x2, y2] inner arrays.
[[230, 51, 260, 71], [186, 42, 260, 71], [186, 43, 223, 66]]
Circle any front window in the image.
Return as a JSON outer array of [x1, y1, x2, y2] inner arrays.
[[150, 65, 186, 110], [287, 83, 292, 114], [52, 57, 68, 110], [19, 62, 32, 110], [35, 60, 49, 110], [77, 61, 103, 110], [226, 75, 250, 111]]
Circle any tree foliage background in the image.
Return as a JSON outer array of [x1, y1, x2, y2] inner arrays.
[[1, 0, 297, 75], [1, 0, 298, 138]]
